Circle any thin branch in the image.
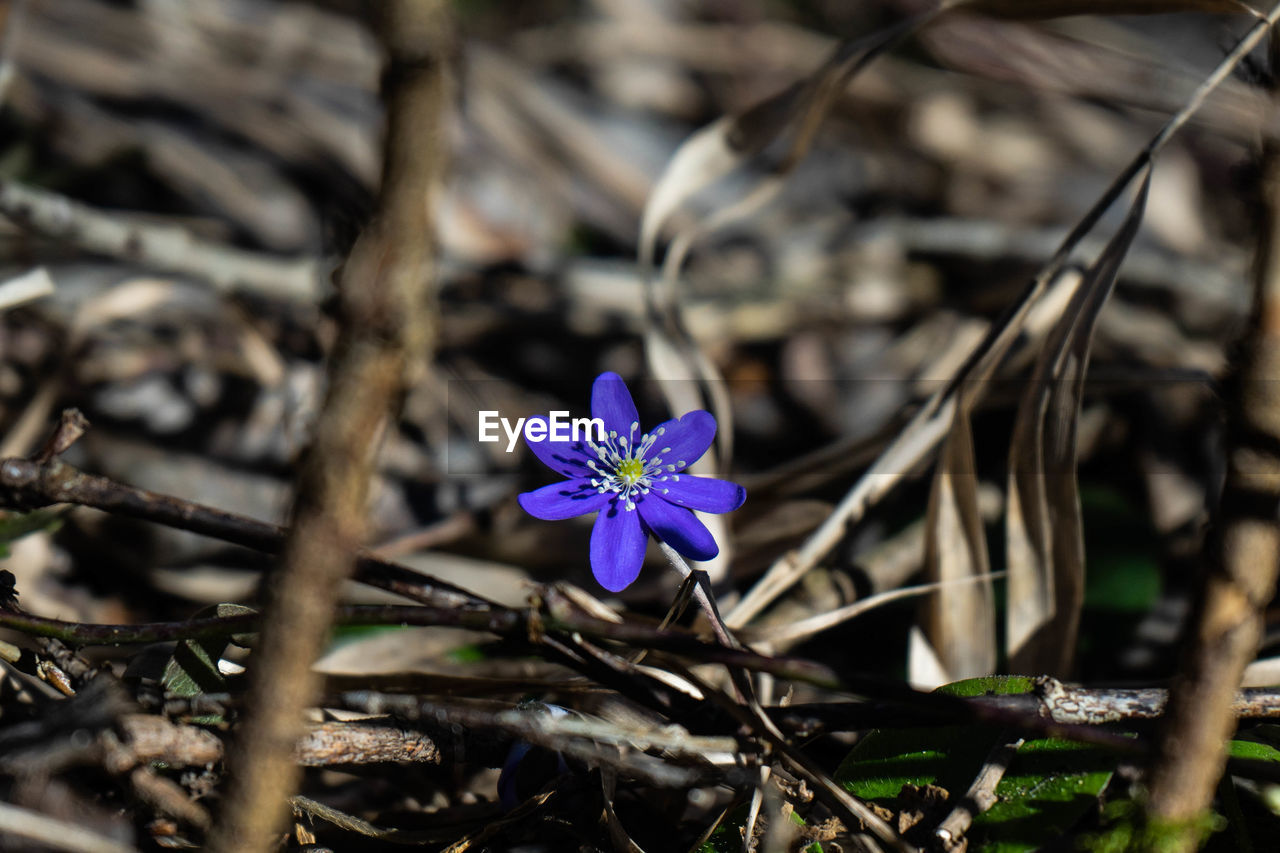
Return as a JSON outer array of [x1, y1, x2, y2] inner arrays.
[[334, 692, 730, 789], [663, 658, 917, 853], [127, 767, 212, 832], [0, 454, 490, 609], [932, 736, 1025, 852], [7, 604, 1277, 736], [118, 713, 438, 772], [0, 801, 138, 853], [1145, 8, 1280, 846], [288, 795, 446, 846], [658, 542, 742, 650], [207, 3, 452, 850], [0, 180, 320, 301]]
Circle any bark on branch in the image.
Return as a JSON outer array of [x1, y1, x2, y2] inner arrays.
[[205, 4, 453, 850], [1143, 25, 1280, 851]]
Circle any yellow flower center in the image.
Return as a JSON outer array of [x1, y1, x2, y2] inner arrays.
[[586, 422, 684, 512], [616, 457, 645, 486]]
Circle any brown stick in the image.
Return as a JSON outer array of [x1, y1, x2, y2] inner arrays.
[[0, 455, 489, 609], [204, 3, 452, 850], [106, 714, 440, 771], [0, 179, 320, 301], [1143, 28, 1280, 851]]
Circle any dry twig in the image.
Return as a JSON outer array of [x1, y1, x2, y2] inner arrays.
[[206, 3, 451, 849], [0, 801, 138, 853], [1144, 12, 1280, 849], [0, 180, 320, 301], [0, 452, 488, 609], [931, 736, 1024, 851]]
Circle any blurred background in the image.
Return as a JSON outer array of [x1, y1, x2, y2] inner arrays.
[[0, 0, 1267, 692]]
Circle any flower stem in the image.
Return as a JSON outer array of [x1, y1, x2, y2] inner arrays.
[[658, 542, 741, 651]]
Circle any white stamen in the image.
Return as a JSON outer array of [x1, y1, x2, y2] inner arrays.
[[584, 424, 685, 512]]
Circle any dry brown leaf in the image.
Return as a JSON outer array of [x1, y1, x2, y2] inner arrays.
[[914, 415, 996, 686], [1006, 170, 1152, 676]]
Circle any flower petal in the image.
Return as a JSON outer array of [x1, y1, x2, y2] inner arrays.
[[518, 479, 610, 520], [524, 415, 595, 478], [498, 742, 533, 809], [591, 372, 640, 436], [590, 502, 647, 592], [498, 705, 571, 810], [646, 410, 716, 472], [660, 475, 745, 514], [638, 496, 718, 562]]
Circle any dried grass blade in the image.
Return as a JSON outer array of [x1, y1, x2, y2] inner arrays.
[[0, 800, 139, 853], [1006, 170, 1152, 675], [760, 571, 1008, 651], [639, 13, 932, 503], [912, 415, 996, 686], [638, 13, 929, 271], [743, 768, 768, 853], [0, 267, 54, 312], [726, 0, 1272, 629], [944, 0, 1259, 17]]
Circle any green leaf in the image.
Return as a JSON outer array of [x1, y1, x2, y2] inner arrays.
[[1085, 555, 1161, 613], [327, 623, 404, 649], [836, 724, 987, 801], [1229, 739, 1280, 763], [837, 677, 1039, 801], [0, 509, 66, 558], [1078, 800, 1223, 853], [161, 603, 257, 701], [162, 636, 224, 698], [835, 676, 1113, 851], [973, 738, 1114, 852], [938, 676, 1037, 698], [450, 644, 488, 664], [1080, 486, 1162, 614]]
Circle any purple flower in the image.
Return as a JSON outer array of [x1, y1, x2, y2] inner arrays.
[[517, 372, 746, 592], [497, 703, 572, 809]]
